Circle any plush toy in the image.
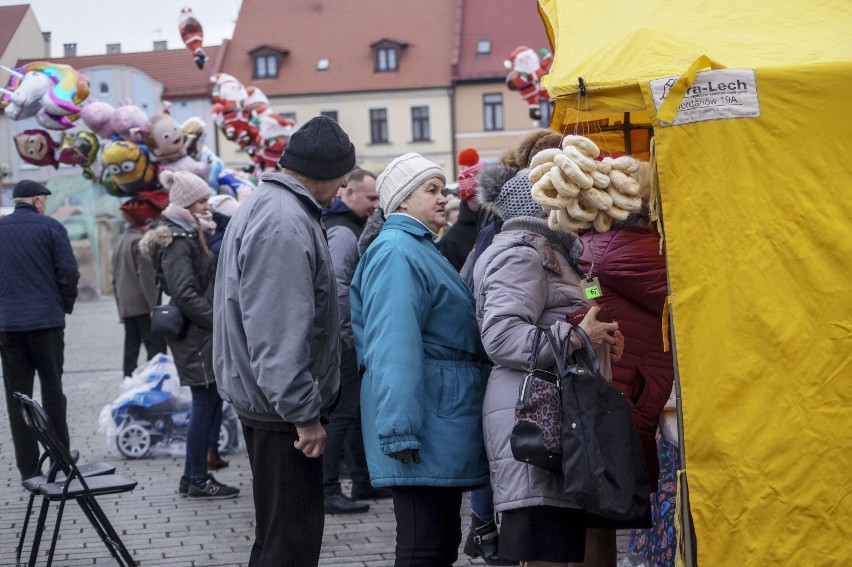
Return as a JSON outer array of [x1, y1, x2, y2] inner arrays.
[[14, 129, 60, 168], [111, 100, 148, 143], [504, 46, 553, 121], [0, 62, 89, 129], [80, 101, 117, 139], [178, 7, 207, 70], [101, 139, 160, 194], [528, 135, 647, 233]]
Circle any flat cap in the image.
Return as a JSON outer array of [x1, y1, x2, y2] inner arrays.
[[13, 180, 52, 198]]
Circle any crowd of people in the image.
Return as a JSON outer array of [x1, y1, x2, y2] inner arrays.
[[0, 116, 677, 567]]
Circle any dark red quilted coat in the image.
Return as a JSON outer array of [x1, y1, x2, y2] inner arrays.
[[578, 228, 674, 490]]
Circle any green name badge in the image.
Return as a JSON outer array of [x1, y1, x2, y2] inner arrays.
[[582, 277, 602, 299]]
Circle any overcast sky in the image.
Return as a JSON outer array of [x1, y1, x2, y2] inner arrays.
[[2, 0, 242, 57]]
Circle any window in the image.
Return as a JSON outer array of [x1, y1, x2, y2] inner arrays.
[[376, 47, 398, 72], [99, 82, 109, 95], [320, 110, 338, 122], [254, 54, 278, 79], [370, 109, 388, 144], [476, 40, 492, 55], [483, 93, 504, 131], [317, 58, 329, 71], [281, 112, 297, 122], [411, 107, 430, 142]]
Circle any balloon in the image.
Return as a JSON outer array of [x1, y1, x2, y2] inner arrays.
[[14, 129, 59, 168], [57, 130, 100, 179], [503, 46, 553, 121], [179, 7, 207, 70], [111, 100, 149, 143], [81, 101, 117, 139], [1, 62, 89, 129], [210, 73, 247, 106], [101, 140, 159, 194]]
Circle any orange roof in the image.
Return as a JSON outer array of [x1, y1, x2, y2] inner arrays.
[[454, 0, 549, 82], [0, 4, 29, 55], [220, 0, 455, 96], [19, 44, 225, 100]]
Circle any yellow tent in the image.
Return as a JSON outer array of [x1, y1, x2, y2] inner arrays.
[[538, 1, 852, 564]]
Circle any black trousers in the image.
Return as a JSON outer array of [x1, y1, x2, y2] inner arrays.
[[0, 328, 70, 480], [392, 485, 464, 567], [322, 347, 371, 494], [243, 424, 324, 567], [122, 314, 167, 377]]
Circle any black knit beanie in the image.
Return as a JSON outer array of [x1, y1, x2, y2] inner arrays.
[[278, 116, 356, 180]]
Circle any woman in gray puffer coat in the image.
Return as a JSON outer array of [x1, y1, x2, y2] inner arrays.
[[139, 171, 238, 500], [472, 164, 624, 566]]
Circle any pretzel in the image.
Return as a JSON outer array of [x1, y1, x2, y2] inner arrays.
[[561, 135, 601, 158], [554, 153, 593, 189], [549, 166, 581, 198], [529, 148, 563, 170]]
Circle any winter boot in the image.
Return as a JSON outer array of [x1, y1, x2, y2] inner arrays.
[[463, 514, 517, 566]]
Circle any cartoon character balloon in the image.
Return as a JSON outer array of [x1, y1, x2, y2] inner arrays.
[[101, 139, 160, 194], [14, 129, 60, 168], [1, 62, 90, 129], [503, 46, 553, 121], [57, 131, 100, 179], [80, 100, 118, 139], [179, 7, 207, 70]]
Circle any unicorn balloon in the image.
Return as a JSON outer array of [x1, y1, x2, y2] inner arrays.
[[0, 62, 90, 130]]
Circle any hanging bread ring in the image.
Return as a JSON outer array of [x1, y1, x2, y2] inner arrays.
[[561, 135, 601, 158], [607, 186, 642, 212], [557, 209, 592, 231], [530, 148, 563, 170], [528, 161, 556, 184], [549, 166, 581, 197], [593, 211, 613, 232], [531, 175, 564, 209], [578, 187, 613, 211], [595, 160, 611, 174], [602, 155, 640, 174], [554, 153, 593, 189], [562, 145, 598, 173], [609, 170, 642, 196], [591, 170, 611, 189], [567, 197, 598, 222], [547, 209, 561, 230], [606, 204, 630, 221]]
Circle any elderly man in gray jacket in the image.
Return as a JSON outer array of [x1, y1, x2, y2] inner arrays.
[[213, 116, 355, 567]]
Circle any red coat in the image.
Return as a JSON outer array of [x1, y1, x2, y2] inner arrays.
[[578, 228, 674, 490]]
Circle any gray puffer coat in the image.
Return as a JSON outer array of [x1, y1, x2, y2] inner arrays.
[[472, 216, 612, 513], [139, 219, 215, 388]]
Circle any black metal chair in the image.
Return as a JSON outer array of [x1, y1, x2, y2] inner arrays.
[[14, 392, 138, 567]]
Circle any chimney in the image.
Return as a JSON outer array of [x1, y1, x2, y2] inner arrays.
[[106, 43, 121, 54], [153, 40, 168, 51], [42, 32, 51, 58], [63, 43, 77, 57]]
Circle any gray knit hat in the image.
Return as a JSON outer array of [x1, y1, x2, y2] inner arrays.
[[377, 153, 446, 214], [478, 165, 544, 220], [279, 116, 356, 180]]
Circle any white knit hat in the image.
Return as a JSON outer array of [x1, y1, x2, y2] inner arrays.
[[160, 170, 211, 208], [377, 153, 446, 214]]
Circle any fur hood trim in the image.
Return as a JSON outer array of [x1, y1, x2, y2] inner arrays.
[[476, 163, 520, 217], [138, 224, 176, 259]]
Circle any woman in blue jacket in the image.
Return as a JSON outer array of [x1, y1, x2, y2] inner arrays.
[[351, 153, 490, 567]]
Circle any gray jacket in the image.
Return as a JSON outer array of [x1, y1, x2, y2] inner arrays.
[[473, 217, 611, 513], [213, 172, 341, 427], [112, 226, 159, 319]]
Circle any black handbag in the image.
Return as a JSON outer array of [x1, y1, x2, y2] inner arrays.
[[545, 327, 651, 523], [509, 327, 563, 473], [150, 287, 188, 339]]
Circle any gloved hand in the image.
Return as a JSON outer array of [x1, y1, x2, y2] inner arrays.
[[388, 448, 421, 465]]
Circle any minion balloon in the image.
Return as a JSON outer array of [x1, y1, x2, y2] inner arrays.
[[101, 140, 159, 194]]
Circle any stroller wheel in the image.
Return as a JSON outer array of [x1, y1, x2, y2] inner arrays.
[[117, 420, 152, 458], [217, 421, 234, 453]]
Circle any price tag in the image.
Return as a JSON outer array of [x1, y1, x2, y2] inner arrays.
[[582, 277, 602, 300]]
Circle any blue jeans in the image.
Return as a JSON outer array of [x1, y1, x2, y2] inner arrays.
[[184, 384, 223, 482], [470, 484, 495, 521]]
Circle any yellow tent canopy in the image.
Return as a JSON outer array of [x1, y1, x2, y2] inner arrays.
[[539, 1, 852, 565]]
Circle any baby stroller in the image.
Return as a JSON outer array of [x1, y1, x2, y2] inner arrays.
[[104, 354, 240, 459]]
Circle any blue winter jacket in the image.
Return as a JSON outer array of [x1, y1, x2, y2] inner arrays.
[[0, 204, 79, 332], [351, 214, 490, 488]]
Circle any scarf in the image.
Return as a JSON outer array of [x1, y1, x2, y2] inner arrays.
[[163, 203, 216, 235]]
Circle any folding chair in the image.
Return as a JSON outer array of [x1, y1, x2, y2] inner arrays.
[[14, 392, 138, 567]]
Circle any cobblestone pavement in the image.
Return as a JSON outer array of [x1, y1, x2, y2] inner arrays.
[[0, 297, 630, 566]]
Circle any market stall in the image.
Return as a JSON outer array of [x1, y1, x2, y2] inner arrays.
[[537, 0, 852, 564]]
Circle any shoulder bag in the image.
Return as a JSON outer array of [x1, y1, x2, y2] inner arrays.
[[545, 327, 651, 523], [150, 289, 188, 340], [509, 327, 563, 473]]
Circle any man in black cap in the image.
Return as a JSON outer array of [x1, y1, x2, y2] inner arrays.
[[214, 116, 356, 566], [0, 180, 79, 480]]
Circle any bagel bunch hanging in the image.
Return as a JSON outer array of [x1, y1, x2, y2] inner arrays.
[[528, 135, 646, 232]]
